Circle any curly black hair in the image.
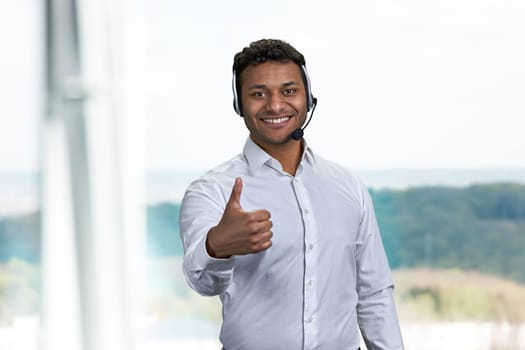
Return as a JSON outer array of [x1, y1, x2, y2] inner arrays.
[[233, 39, 306, 75], [232, 39, 307, 114]]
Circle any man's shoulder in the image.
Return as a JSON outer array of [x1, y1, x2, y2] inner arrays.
[[311, 154, 369, 201], [205, 154, 247, 177], [186, 154, 247, 191], [314, 154, 360, 183]]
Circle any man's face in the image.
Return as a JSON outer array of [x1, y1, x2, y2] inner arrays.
[[239, 60, 308, 150]]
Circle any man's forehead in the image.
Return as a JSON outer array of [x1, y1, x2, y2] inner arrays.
[[241, 61, 303, 86]]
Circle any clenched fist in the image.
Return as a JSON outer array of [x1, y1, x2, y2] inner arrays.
[[206, 177, 273, 259]]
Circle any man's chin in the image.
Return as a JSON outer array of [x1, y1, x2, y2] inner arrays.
[[251, 134, 295, 147]]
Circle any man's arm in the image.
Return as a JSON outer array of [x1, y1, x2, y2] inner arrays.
[[357, 286, 403, 350], [355, 184, 404, 350], [179, 178, 235, 296], [180, 177, 272, 296]]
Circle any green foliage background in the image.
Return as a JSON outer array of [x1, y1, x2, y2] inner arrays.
[[372, 183, 525, 282]]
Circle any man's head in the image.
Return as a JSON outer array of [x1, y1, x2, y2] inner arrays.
[[231, 39, 315, 152], [232, 39, 313, 116]]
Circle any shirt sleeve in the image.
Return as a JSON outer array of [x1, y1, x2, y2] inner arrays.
[[179, 178, 235, 296], [355, 182, 404, 350]]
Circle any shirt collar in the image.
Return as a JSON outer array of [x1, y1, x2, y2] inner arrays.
[[242, 137, 317, 175]]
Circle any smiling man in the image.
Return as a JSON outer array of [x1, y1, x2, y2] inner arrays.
[[179, 39, 404, 350]]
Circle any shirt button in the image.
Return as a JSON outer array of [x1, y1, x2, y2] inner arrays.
[[308, 280, 313, 287], [309, 244, 314, 250], [303, 208, 309, 214], [306, 317, 313, 323]]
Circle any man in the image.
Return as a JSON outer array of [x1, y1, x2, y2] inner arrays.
[[180, 38, 404, 350]]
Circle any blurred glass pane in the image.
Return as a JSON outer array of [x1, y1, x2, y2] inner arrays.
[[0, 0, 42, 349]]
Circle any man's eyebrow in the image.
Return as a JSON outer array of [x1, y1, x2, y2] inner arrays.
[[282, 81, 299, 87], [247, 81, 299, 90], [247, 84, 267, 90]]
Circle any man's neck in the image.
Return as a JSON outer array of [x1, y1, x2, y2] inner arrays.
[[253, 138, 303, 176]]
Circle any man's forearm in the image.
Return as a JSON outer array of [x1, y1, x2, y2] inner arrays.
[[357, 286, 404, 350]]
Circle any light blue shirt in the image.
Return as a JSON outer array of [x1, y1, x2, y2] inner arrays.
[[180, 138, 404, 350]]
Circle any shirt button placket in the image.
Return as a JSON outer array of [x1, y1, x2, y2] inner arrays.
[[293, 177, 318, 350]]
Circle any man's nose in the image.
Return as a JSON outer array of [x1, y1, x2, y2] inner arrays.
[[267, 93, 286, 113]]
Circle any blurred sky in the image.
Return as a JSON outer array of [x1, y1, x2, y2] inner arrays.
[[1, 0, 525, 172]]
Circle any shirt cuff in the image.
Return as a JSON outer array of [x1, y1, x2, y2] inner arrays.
[[191, 233, 235, 271]]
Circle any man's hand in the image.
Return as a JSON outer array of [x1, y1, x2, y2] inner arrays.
[[206, 177, 273, 258]]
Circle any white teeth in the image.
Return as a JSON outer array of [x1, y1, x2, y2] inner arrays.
[[263, 117, 290, 124]]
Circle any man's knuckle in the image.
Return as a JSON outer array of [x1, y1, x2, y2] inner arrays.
[[246, 222, 257, 233], [246, 212, 257, 222]]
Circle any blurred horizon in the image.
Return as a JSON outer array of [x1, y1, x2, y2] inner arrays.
[[2, 167, 525, 216]]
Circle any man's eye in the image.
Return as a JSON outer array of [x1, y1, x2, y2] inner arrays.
[[284, 88, 296, 95], [252, 91, 266, 97]]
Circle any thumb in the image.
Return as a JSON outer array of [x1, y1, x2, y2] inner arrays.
[[226, 177, 243, 210]]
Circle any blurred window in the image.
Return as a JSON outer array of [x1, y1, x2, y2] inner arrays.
[[0, 1, 42, 349]]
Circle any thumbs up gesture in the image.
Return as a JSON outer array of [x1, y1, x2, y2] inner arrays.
[[206, 177, 273, 259]]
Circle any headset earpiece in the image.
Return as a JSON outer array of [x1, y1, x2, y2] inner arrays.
[[301, 65, 315, 111], [232, 71, 242, 116]]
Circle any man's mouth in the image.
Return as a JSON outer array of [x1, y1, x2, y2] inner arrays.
[[261, 116, 291, 124]]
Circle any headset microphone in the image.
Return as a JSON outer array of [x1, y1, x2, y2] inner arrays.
[[290, 129, 304, 141], [291, 97, 317, 141]]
